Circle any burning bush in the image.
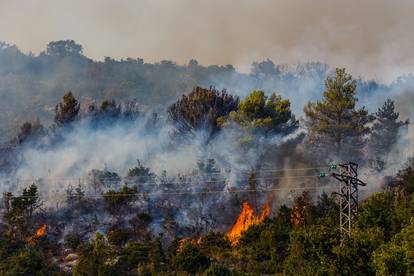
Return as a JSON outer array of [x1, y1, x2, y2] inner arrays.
[[227, 202, 270, 246], [27, 224, 46, 245]]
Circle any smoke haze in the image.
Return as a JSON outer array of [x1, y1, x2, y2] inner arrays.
[[1, 0, 413, 82], [7, 115, 306, 198], [0, 0, 413, 223]]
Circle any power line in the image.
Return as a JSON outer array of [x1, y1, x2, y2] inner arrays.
[[5, 182, 335, 199], [3, 174, 324, 188], [7, 166, 330, 183], [2, 168, 333, 201]]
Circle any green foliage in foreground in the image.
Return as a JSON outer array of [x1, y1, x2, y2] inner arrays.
[[0, 166, 413, 275]]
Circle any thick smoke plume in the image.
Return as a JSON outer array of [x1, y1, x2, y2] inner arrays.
[[1, 68, 413, 202], [2, 114, 304, 202]]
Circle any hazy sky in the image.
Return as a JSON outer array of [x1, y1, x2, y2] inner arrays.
[[0, 0, 413, 82]]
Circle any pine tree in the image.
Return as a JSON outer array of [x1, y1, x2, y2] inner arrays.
[[54, 91, 80, 126], [368, 99, 408, 166], [304, 68, 372, 158], [168, 86, 239, 136]]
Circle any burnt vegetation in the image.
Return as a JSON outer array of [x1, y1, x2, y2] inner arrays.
[[0, 41, 413, 275]]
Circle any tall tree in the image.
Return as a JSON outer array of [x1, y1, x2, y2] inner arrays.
[[3, 184, 41, 239], [45, 40, 83, 57], [225, 90, 297, 135], [367, 99, 408, 167], [168, 86, 238, 136], [75, 233, 112, 275], [304, 68, 372, 158], [54, 91, 80, 126]]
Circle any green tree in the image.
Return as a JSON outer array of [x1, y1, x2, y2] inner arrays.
[[201, 232, 231, 251], [107, 227, 132, 247], [45, 40, 83, 57], [148, 235, 166, 273], [333, 227, 384, 275], [103, 185, 138, 221], [367, 99, 408, 170], [4, 184, 42, 239], [54, 91, 80, 126], [0, 248, 58, 276], [397, 164, 414, 194], [373, 218, 414, 275], [314, 192, 338, 226], [172, 242, 210, 274], [64, 233, 83, 250], [357, 186, 414, 241], [237, 221, 290, 274], [114, 242, 150, 273], [129, 212, 152, 239], [74, 233, 113, 276], [168, 86, 239, 136], [283, 224, 339, 275], [226, 90, 297, 134], [304, 68, 372, 158], [357, 192, 393, 236]]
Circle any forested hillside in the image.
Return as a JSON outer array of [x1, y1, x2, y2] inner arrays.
[[2, 40, 413, 143], [0, 40, 414, 275]]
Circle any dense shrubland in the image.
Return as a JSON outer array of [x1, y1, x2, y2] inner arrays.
[[1, 168, 414, 275]]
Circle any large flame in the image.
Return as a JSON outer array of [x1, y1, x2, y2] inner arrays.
[[227, 202, 270, 246], [27, 224, 47, 244]]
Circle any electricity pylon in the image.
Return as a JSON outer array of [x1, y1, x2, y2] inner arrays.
[[331, 162, 366, 243]]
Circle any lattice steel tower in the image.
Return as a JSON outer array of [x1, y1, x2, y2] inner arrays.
[[332, 162, 366, 243]]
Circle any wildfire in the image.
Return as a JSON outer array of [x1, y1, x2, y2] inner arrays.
[[176, 237, 202, 253], [290, 205, 307, 225], [227, 202, 270, 246], [27, 224, 47, 244]]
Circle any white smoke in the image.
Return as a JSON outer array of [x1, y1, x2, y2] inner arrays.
[[2, 115, 304, 202], [2, 66, 414, 207]]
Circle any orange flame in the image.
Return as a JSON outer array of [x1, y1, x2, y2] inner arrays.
[[176, 237, 202, 253], [27, 224, 47, 244], [227, 202, 270, 246], [290, 204, 308, 225]]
